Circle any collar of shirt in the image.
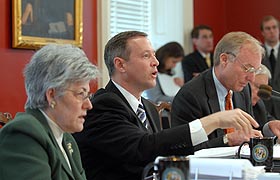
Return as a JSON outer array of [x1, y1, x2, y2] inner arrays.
[[265, 42, 280, 57], [199, 51, 210, 58], [112, 80, 142, 113], [212, 68, 230, 111], [39, 109, 64, 146]]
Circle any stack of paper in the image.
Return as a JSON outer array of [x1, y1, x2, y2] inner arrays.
[[191, 146, 239, 158], [190, 158, 265, 180]]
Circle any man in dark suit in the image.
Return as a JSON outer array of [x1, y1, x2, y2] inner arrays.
[[182, 25, 214, 82], [172, 32, 264, 151], [73, 31, 259, 180], [260, 15, 280, 119]]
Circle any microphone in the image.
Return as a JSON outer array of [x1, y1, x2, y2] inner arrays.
[[257, 84, 280, 100]]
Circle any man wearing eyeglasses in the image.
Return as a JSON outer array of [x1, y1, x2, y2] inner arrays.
[[260, 15, 280, 120], [172, 31, 264, 150]]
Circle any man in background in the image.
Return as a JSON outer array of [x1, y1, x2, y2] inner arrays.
[[260, 15, 280, 119], [182, 25, 214, 82]]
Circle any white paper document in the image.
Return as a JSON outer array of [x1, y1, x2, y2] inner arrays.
[[157, 73, 181, 96], [191, 146, 239, 158]]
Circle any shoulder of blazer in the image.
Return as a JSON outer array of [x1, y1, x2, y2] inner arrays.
[[93, 87, 136, 117], [183, 51, 200, 61], [187, 68, 213, 87], [241, 84, 252, 98], [13, 109, 52, 136]]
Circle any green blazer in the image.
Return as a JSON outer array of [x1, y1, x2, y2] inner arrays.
[[0, 109, 86, 180]]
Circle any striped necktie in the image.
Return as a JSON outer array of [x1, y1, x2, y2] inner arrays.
[[137, 104, 149, 129]]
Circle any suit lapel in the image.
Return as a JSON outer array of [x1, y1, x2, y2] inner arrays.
[[142, 99, 159, 132], [26, 109, 74, 179], [204, 70, 220, 113], [62, 136, 81, 179], [105, 80, 132, 110], [262, 47, 272, 72], [232, 90, 246, 110], [105, 81, 149, 131], [195, 51, 208, 70], [203, 70, 225, 137], [272, 46, 280, 90], [105, 80, 160, 131], [56, 140, 74, 179]]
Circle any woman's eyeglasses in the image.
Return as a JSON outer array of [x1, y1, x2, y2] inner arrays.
[[65, 89, 93, 101]]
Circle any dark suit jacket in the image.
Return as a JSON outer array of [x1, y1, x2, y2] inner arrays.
[[74, 80, 193, 180], [182, 50, 213, 82], [253, 99, 275, 131], [0, 109, 86, 180], [171, 69, 253, 151], [262, 46, 280, 119]]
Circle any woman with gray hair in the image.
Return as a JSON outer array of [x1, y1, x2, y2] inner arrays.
[[0, 44, 98, 180]]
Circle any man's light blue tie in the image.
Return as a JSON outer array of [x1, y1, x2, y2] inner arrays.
[[137, 104, 148, 129]]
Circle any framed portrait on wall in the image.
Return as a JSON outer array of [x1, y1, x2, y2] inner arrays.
[[12, 0, 83, 49]]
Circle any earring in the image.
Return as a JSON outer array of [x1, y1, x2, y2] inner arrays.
[[50, 101, 56, 109]]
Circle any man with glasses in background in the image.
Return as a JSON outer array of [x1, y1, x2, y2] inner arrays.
[[260, 15, 280, 120], [172, 31, 264, 151]]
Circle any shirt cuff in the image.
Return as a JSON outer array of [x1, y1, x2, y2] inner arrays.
[[189, 119, 208, 146], [263, 122, 275, 137]]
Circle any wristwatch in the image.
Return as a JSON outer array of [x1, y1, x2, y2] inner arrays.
[[223, 134, 229, 144]]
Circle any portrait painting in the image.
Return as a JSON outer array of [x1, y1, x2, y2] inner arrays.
[[12, 0, 83, 49]]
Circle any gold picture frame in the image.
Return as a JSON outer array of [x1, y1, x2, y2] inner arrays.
[[12, 0, 83, 50]]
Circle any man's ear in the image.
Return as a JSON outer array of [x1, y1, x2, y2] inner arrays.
[[114, 57, 126, 73], [220, 53, 228, 66]]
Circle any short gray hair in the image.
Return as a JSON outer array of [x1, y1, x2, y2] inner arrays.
[[256, 64, 272, 79], [213, 32, 265, 66], [24, 44, 99, 109]]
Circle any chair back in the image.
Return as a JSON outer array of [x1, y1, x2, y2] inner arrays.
[[0, 112, 13, 128], [154, 102, 171, 130]]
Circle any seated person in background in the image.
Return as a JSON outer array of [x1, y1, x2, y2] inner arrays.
[[250, 64, 280, 138], [172, 31, 264, 151], [182, 25, 214, 82], [145, 41, 184, 104], [260, 15, 280, 122], [73, 31, 260, 180], [0, 44, 98, 180]]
